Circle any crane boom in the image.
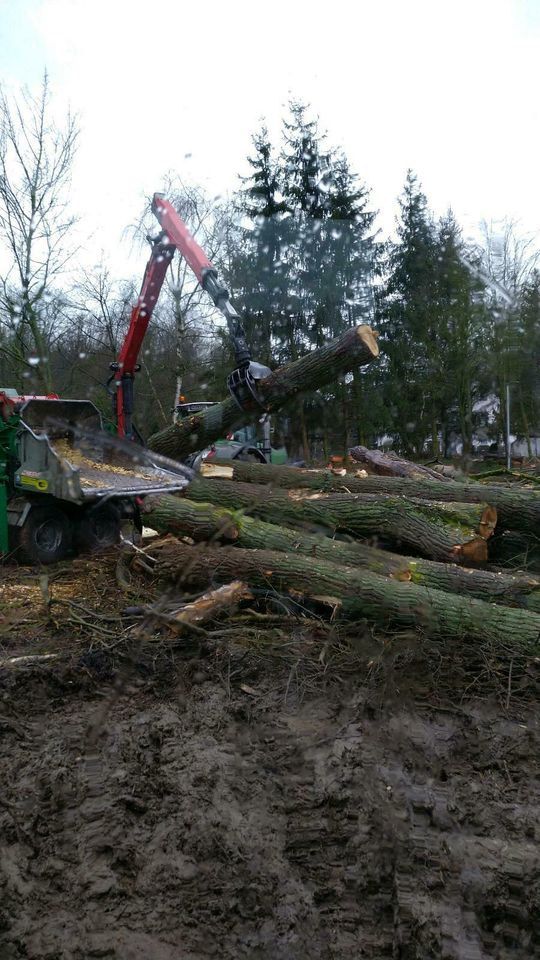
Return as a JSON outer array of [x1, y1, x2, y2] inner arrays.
[[111, 193, 270, 439]]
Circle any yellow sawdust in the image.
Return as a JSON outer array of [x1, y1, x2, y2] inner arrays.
[[52, 439, 155, 483]]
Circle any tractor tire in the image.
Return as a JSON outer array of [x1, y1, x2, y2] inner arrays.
[[75, 503, 121, 554], [233, 446, 267, 464], [17, 504, 72, 565]]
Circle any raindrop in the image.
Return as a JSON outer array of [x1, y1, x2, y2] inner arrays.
[[78, 352, 87, 359], [28, 356, 40, 367]]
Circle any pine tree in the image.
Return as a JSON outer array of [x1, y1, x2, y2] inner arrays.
[[379, 171, 440, 456], [230, 102, 378, 458], [435, 212, 488, 457], [228, 125, 289, 366], [514, 271, 540, 452]]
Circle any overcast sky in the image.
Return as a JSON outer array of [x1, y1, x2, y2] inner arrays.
[[1, 0, 539, 281]]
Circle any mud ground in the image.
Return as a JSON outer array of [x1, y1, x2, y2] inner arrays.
[[1, 556, 540, 959]]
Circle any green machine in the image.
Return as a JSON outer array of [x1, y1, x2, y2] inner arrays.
[[0, 390, 191, 564]]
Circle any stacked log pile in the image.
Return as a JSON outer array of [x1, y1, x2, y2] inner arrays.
[[141, 327, 540, 652]]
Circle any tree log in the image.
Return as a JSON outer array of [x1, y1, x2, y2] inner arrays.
[[348, 445, 454, 481], [142, 538, 540, 652], [204, 458, 538, 534], [147, 325, 379, 460], [182, 477, 494, 563], [142, 494, 540, 612]]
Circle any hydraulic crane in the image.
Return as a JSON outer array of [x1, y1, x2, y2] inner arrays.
[[109, 193, 271, 439], [0, 194, 272, 563]]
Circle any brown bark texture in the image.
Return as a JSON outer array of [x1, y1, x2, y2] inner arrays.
[[349, 445, 455, 481]]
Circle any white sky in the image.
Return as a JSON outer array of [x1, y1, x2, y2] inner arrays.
[[1, 0, 539, 282]]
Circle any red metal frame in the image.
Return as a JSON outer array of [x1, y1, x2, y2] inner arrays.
[[113, 193, 218, 437], [0, 391, 60, 420], [113, 238, 174, 436], [151, 194, 214, 283]]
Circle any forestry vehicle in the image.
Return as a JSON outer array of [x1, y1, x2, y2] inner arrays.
[[0, 194, 272, 563]]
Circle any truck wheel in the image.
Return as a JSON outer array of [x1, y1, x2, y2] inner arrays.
[[76, 503, 121, 554], [234, 446, 267, 463], [17, 505, 72, 565]]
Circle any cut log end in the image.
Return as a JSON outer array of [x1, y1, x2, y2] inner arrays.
[[200, 463, 235, 480], [479, 505, 498, 540], [356, 325, 380, 358], [450, 538, 489, 564]]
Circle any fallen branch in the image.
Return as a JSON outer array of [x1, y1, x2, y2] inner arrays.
[[163, 581, 253, 629], [147, 325, 379, 460], [348, 445, 455, 481]]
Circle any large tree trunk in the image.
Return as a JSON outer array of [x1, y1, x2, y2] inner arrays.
[[147, 325, 379, 461], [349, 445, 454, 481], [181, 477, 495, 563], [203, 459, 540, 534], [143, 494, 540, 612], [141, 538, 540, 652]]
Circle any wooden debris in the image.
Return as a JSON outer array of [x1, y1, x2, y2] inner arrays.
[[349, 445, 455, 481]]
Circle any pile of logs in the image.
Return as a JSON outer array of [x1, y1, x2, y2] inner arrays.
[[141, 324, 540, 653]]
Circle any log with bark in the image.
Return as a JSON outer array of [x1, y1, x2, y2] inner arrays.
[[348, 445, 455, 481], [181, 476, 496, 563], [142, 494, 540, 612], [147, 325, 379, 461], [203, 458, 539, 535], [141, 537, 540, 652]]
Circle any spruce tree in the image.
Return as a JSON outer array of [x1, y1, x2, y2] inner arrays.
[[380, 171, 440, 456], [435, 212, 488, 456], [514, 271, 540, 451], [228, 125, 288, 366], [230, 102, 378, 458]]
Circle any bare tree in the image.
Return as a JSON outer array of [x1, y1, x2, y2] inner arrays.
[[0, 72, 78, 390], [474, 219, 540, 451], [73, 264, 134, 356], [478, 217, 539, 296]]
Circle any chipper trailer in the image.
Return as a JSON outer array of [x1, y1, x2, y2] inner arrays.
[[0, 390, 192, 563], [0, 194, 272, 564]]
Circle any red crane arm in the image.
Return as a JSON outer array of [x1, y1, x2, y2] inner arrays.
[[112, 192, 265, 439], [151, 194, 214, 284], [116, 240, 174, 376], [111, 236, 175, 437]]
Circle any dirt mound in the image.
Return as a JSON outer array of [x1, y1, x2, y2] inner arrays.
[[1, 652, 540, 959]]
